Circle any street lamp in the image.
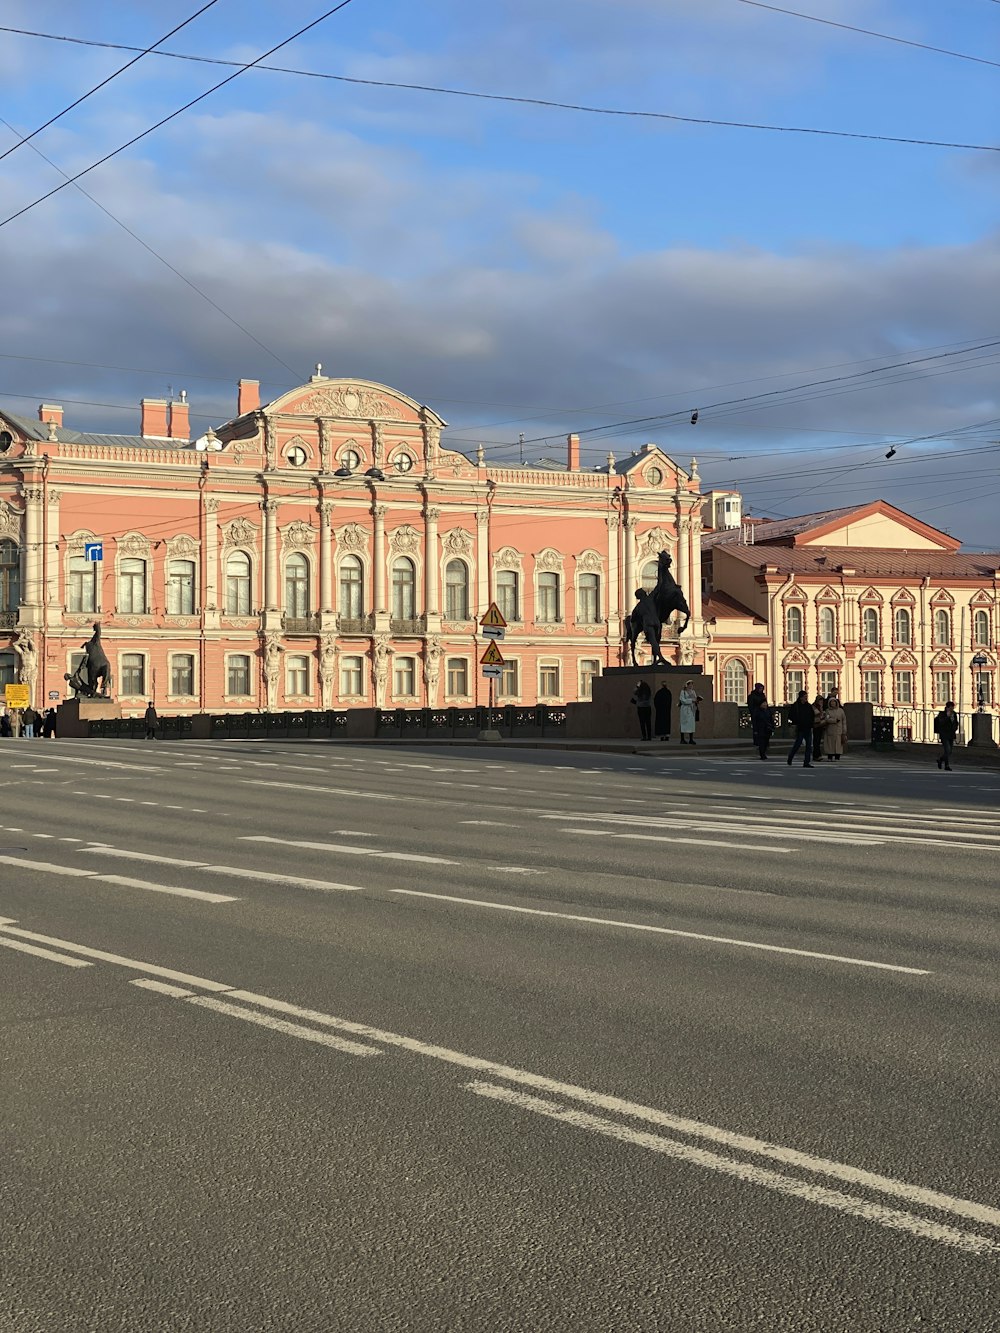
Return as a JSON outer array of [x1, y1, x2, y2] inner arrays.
[[971, 652, 989, 713]]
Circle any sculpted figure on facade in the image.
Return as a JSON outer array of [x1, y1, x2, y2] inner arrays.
[[318, 420, 331, 474], [0, 499, 21, 541], [372, 634, 390, 707], [262, 632, 282, 710], [423, 635, 443, 706], [264, 418, 277, 471], [319, 633, 337, 707], [13, 631, 37, 684]]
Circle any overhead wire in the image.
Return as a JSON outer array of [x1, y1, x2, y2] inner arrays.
[[1, 24, 997, 153], [0, 1, 360, 232]]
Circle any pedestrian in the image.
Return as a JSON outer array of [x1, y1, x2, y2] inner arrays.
[[21, 706, 37, 739], [823, 695, 847, 760], [0, 712, 10, 738], [143, 701, 158, 741], [678, 679, 702, 745], [41, 708, 57, 739], [630, 680, 653, 741], [746, 682, 774, 759], [933, 699, 959, 771], [812, 694, 828, 762], [653, 682, 672, 742], [786, 689, 815, 768]]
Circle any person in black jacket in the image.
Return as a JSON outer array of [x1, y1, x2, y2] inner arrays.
[[933, 700, 959, 771], [631, 681, 653, 741], [746, 683, 774, 760], [786, 690, 815, 768], [653, 683, 672, 742]]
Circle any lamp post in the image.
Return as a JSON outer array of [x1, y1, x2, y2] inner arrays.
[[971, 652, 989, 713]]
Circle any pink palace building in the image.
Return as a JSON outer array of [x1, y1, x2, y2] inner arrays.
[[0, 372, 708, 715]]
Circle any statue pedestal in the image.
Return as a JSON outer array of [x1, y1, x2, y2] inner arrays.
[[56, 696, 122, 738], [968, 713, 997, 750]]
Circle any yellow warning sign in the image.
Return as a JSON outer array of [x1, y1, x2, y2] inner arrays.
[[479, 640, 505, 666], [480, 602, 507, 629], [4, 683, 29, 709]]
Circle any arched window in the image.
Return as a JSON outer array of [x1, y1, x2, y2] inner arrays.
[[933, 608, 950, 647], [496, 569, 519, 621], [578, 573, 601, 624], [785, 606, 803, 644], [392, 557, 416, 620], [537, 571, 560, 623], [225, 551, 251, 616], [339, 555, 364, 620], [445, 560, 469, 620], [0, 540, 19, 612], [640, 561, 658, 593], [118, 558, 147, 614], [166, 559, 196, 615], [722, 658, 748, 703], [818, 605, 836, 645], [862, 607, 879, 645], [284, 552, 310, 618], [894, 606, 912, 644], [974, 609, 991, 647]]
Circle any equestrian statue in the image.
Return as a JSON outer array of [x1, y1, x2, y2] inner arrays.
[[65, 622, 113, 697], [624, 550, 691, 667]]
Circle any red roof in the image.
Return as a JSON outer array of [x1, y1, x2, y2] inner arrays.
[[720, 545, 1000, 581], [704, 590, 767, 623]]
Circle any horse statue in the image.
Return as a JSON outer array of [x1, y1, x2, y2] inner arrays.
[[65, 622, 113, 697], [623, 550, 691, 667]]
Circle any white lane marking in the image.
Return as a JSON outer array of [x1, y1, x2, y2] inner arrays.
[[546, 812, 884, 846], [0, 927, 232, 990], [243, 780, 405, 801], [241, 835, 457, 866], [58, 838, 82, 843], [99, 875, 237, 904], [79, 846, 363, 893], [390, 889, 927, 974], [131, 978, 193, 997], [564, 829, 794, 854], [0, 937, 92, 967], [331, 829, 377, 837], [466, 1082, 999, 1258], [462, 820, 517, 827], [33, 833, 55, 839], [488, 866, 544, 875], [188, 995, 381, 1057], [0, 855, 94, 878]]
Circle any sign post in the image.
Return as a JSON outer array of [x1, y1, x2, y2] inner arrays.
[[478, 603, 508, 740], [4, 683, 29, 710]]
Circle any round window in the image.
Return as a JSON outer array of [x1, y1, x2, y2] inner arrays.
[[286, 444, 308, 467], [646, 466, 663, 486], [394, 453, 414, 473], [341, 449, 361, 472]]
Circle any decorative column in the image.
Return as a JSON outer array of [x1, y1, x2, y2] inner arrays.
[[262, 499, 279, 613], [22, 485, 43, 609], [318, 634, 337, 708], [372, 503, 387, 615], [45, 488, 60, 611], [675, 515, 689, 611], [606, 508, 621, 628], [688, 512, 703, 628], [318, 499, 334, 615], [204, 497, 219, 627], [424, 505, 440, 616], [476, 506, 489, 613], [623, 516, 636, 604]]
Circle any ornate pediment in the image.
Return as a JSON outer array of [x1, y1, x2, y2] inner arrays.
[[535, 547, 564, 573], [493, 546, 522, 571], [282, 520, 315, 550], [576, 549, 603, 574], [816, 648, 843, 666], [636, 527, 672, 560], [891, 648, 918, 668], [816, 585, 841, 602], [931, 650, 957, 668], [859, 587, 883, 603], [267, 378, 444, 427], [167, 534, 199, 559], [118, 531, 151, 558], [929, 589, 954, 604], [0, 499, 21, 541], [390, 524, 421, 556], [336, 523, 368, 554], [890, 588, 916, 604], [442, 527, 473, 556], [858, 649, 885, 667], [781, 648, 809, 667], [222, 517, 259, 550]]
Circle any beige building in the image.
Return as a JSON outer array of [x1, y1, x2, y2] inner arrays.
[[702, 500, 1000, 742]]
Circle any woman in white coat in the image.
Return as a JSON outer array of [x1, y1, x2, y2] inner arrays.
[[679, 680, 701, 745], [823, 695, 847, 760]]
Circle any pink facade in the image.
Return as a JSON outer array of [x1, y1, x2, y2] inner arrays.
[[0, 375, 707, 714]]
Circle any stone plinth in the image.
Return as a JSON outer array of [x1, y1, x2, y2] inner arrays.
[[586, 665, 715, 740], [56, 696, 122, 738], [968, 713, 997, 750]]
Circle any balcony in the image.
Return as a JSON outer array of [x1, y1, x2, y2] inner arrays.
[[0, 610, 16, 630], [283, 613, 321, 635], [339, 613, 375, 636], [390, 616, 425, 637]]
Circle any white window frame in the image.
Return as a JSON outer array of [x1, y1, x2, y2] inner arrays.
[[169, 652, 195, 698], [226, 653, 252, 698], [340, 654, 364, 698], [446, 657, 469, 697]]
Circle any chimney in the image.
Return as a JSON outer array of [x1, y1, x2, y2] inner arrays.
[[140, 398, 169, 438], [566, 432, 580, 471], [38, 403, 63, 428], [168, 391, 190, 440], [238, 379, 260, 415]]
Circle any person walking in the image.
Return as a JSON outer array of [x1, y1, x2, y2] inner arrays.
[[41, 708, 57, 739], [812, 694, 827, 762], [21, 706, 38, 739], [678, 680, 701, 745], [823, 695, 847, 760], [653, 682, 672, 742], [0, 712, 11, 738], [933, 700, 959, 771], [631, 681, 653, 741], [786, 690, 815, 768], [143, 701, 159, 741], [746, 682, 774, 759]]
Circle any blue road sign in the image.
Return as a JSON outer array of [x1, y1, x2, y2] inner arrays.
[[84, 542, 103, 562]]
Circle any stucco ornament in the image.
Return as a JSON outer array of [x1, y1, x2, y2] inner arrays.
[[319, 634, 337, 679], [389, 524, 421, 556], [679, 638, 696, 666], [337, 523, 368, 554], [0, 499, 21, 541], [118, 532, 151, 558], [167, 534, 199, 558], [263, 633, 283, 682], [295, 386, 403, 420], [423, 636, 442, 685], [493, 546, 523, 571], [223, 518, 258, 550], [576, 550, 603, 573], [637, 527, 672, 560], [535, 548, 564, 573], [13, 631, 37, 683], [282, 520, 315, 551], [443, 528, 473, 556]]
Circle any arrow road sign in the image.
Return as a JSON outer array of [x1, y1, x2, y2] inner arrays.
[[84, 542, 103, 562], [481, 602, 507, 629], [479, 640, 505, 666], [481, 624, 505, 641], [481, 665, 502, 679]]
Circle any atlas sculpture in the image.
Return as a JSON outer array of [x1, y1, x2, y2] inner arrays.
[[624, 550, 691, 667], [65, 622, 113, 697]]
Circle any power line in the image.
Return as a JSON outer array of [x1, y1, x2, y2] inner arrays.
[[0, 1, 359, 232], [1, 25, 997, 154], [0, 1, 223, 166], [732, 0, 1000, 70]]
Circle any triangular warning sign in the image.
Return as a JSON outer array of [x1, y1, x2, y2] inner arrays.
[[481, 601, 507, 628], [480, 640, 505, 665]]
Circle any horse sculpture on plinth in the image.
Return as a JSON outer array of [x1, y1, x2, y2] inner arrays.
[[624, 550, 691, 667], [65, 622, 113, 697]]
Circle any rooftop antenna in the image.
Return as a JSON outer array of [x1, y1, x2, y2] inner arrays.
[[519, 432, 525, 465]]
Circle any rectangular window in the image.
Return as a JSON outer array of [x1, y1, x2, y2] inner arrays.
[[68, 556, 97, 613], [0, 650, 17, 686], [170, 654, 194, 696], [498, 659, 519, 700], [446, 657, 468, 697], [340, 655, 363, 697], [539, 661, 560, 699], [819, 671, 839, 699], [894, 670, 914, 704], [118, 558, 147, 614], [579, 659, 600, 700], [120, 653, 145, 696], [166, 560, 196, 615], [536, 572, 560, 623], [932, 671, 953, 706], [227, 654, 251, 697], [286, 654, 310, 696], [394, 655, 415, 697], [785, 669, 805, 701], [861, 670, 881, 704], [496, 570, 519, 622], [577, 574, 600, 624]]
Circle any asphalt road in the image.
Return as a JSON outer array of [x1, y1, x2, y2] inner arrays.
[[1, 736, 998, 1332]]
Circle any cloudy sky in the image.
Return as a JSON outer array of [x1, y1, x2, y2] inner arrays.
[[1, 0, 997, 544]]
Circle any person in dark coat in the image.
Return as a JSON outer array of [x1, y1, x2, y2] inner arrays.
[[812, 694, 827, 762], [0, 713, 11, 738], [41, 708, 57, 738], [933, 700, 959, 771], [746, 683, 774, 760], [786, 689, 815, 768], [631, 680, 653, 741], [143, 701, 158, 740], [653, 683, 672, 742], [21, 706, 38, 739]]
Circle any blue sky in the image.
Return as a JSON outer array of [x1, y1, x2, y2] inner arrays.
[[0, 1, 997, 542]]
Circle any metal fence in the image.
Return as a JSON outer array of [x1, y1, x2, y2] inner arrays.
[[374, 704, 568, 738]]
